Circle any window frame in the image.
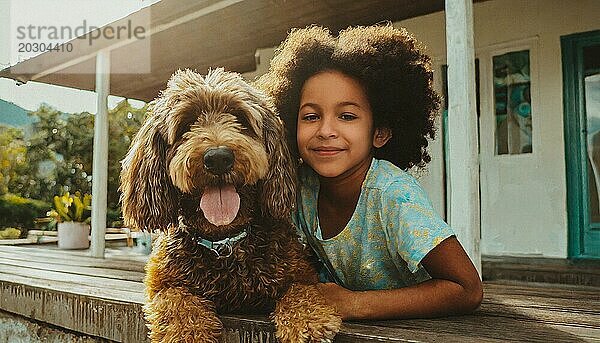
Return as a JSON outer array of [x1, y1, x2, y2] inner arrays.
[[478, 37, 540, 159]]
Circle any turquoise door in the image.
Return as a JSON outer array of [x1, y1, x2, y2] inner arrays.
[[562, 30, 600, 259]]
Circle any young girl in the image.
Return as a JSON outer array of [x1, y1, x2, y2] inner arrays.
[[256, 24, 483, 320]]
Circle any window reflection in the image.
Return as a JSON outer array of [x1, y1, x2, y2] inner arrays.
[[585, 46, 600, 222], [493, 50, 532, 155]]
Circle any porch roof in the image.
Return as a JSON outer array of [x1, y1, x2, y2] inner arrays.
[[1, 0, 482, 102]]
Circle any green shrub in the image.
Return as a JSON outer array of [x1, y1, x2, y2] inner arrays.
[[107, 207, 123, 227], [0, 194, 50, 230], [0, 227, 21, 239]]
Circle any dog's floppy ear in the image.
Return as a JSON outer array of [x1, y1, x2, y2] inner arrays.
[[261, 109, 296, 220], [120, 113, 178, 232]]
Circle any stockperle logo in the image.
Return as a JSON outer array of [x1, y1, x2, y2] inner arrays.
[[8, 0, 151, 74]]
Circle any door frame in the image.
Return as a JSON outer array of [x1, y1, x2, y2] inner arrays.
[[562, 30, 600, 259]]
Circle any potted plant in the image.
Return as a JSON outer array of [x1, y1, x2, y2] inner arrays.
[[49, 191, 92, 249]]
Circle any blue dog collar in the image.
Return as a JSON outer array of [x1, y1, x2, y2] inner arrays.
[[178, 216, 249, 258]]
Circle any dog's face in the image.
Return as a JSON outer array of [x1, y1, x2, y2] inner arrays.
[[120, 68, 295, 232]]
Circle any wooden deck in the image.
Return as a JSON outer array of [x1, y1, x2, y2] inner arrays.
[[0, 245, 598, 342]]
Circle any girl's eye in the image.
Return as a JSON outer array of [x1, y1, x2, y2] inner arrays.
[[340, 113, 357, 121], [302, 113, 319, 121]]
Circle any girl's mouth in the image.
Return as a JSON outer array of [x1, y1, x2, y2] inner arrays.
[[312, 147, 345, 156]]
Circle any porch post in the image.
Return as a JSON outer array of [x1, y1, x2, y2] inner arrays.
[[90, 50, 110, 258], [444, 0, 481, 274]]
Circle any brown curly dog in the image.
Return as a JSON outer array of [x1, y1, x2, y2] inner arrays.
[[120, 68, 341, 343]]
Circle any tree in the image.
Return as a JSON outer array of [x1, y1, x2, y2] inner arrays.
[[54, 111, 95, 198], [14, 104, 65, 200], [106, 100, 146, 211], [0, 126, 28, 195], [3, 100, 146, 223]]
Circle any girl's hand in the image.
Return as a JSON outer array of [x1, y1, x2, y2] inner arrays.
[[316, 282, 358, 320]]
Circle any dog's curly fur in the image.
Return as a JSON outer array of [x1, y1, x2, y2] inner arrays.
[[120, 68, 341, 342]]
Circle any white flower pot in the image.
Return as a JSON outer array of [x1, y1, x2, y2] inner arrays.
[[57, 222, 90, 249]]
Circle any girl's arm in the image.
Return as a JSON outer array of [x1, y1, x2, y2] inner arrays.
[[316, 236, 483, 320]]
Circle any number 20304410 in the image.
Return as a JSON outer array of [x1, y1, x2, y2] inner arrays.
[[17, 42, 73, 53]]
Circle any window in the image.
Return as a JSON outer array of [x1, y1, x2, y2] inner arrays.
[[493, 50, 532, 155]]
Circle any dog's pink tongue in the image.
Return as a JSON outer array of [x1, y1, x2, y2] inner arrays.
[[200, 185, 240, 226]]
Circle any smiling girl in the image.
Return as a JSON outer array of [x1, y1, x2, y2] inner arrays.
[[256, 24, 483, 320]]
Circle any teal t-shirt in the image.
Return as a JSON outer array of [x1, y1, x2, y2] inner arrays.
[[294, 158, 455, 291]]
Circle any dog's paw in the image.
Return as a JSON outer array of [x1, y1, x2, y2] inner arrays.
[[273, 284, 342, 343], [273, 313, 341, 343], [305, 315, 341, 343], [145, 288, 223, 343]]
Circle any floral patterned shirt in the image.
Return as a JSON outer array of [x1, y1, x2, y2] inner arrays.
[[294, 158, 455, 291]]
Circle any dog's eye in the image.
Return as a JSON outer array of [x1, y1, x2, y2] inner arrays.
[[226, 109, 260, 139], [236, 116, 250, 130], [232, 111, 254, 133]]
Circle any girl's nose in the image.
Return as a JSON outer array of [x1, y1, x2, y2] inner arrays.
[[316, 115, 338, 139]]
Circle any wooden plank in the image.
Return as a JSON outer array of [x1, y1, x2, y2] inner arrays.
[[483, 296, 599, 317], [0, 246, 147, 271], [0, 258, 144, 282], [375, 314, 596, 342], [485, 281, 600, 300], [0, 249, 145, 272], [36, 236, 58, 244], [0, 279, 148, 343], [478, 302, 599, 328], [337, 322, 505, 342], [486, 280, 600, 294], [484, 291, 600, 313], [483, 256, 600, 286], [0, 264, 143, 293], [0, 310, 105, 342], [217, 314, 507, 342], [0, 273, 144, 304], [28, 230, 58, 236], [0, 250, 146, 273], [28, 230, 134, 240], [0, 237, 37, 245], [485, 268, 600, 286], [483, 258, 600, 271], [547, 324, 600, 342]]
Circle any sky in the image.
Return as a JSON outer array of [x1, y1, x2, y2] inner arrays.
[[0, 0, 160, 113]]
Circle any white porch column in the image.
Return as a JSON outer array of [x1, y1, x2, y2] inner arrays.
[[444, 0, 481, 274], [90, 50, 110, 258]]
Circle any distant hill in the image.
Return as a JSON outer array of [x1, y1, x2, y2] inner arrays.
[[0, 99, 35, 127]]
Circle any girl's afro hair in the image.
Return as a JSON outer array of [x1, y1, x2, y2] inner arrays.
[[255, 24, 441, 170]]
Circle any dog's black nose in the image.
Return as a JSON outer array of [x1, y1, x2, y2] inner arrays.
[[204, 146, 234, 175]]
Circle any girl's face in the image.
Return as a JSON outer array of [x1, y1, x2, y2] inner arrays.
[[297, 70, 390, 179]]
